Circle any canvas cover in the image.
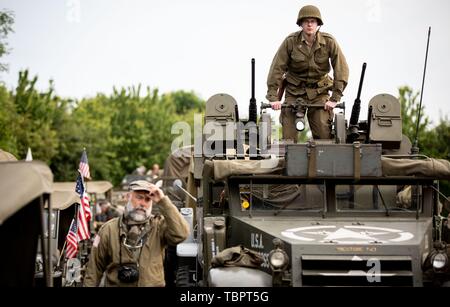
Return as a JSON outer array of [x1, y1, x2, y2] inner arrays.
[[51, 183, 81, 210], [0, 149, 18, 161], [203, 156, 450, 180], [0, 161, 53, 224], [381, 157, 450, 178], [52, 180, 113, 194], [205, 158, 285, 181], [162, 146, 193, 180]]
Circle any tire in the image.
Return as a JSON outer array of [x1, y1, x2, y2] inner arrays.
[[164, 245, 177, 287], [176, 265, 193, 287]]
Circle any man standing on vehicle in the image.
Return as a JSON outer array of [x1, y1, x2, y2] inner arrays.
[[266, 5, 349, 142], [84, 180, 189, 287]]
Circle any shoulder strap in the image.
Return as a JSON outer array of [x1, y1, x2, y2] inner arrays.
[[139, 221, 153, 246], [119, 219, 123, 265]]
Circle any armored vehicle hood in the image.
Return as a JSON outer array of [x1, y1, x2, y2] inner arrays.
[[233, 216, 432, 247]]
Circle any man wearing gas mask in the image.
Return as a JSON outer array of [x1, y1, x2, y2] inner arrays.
[[84, 180, 189, 287]]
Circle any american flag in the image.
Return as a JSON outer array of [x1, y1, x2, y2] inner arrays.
[[78, 149, 91, 180], [75, 172, 91, 240], [65, 218, 78, 259]]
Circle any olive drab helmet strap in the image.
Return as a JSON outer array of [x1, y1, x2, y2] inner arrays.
[[297, 5, 323, 26]]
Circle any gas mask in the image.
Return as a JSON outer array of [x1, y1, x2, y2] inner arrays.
[[122, 225, 144, 249]]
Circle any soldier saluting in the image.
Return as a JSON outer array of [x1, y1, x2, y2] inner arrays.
[[266, 5, 349, 141]]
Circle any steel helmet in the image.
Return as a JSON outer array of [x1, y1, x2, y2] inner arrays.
[[296, 5, 323, 26]]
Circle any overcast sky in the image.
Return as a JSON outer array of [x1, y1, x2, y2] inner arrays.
[[2, 0, 449, 125]]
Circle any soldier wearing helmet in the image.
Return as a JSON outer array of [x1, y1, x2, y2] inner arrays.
[[266, 5, 349, 141]]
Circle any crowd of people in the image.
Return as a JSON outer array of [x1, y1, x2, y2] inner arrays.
[[133, 163, 161, 182]]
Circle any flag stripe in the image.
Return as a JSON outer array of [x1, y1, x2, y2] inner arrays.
[[79, 150, 91, 179], [65, 219, 79, 259], [75, 171, 91, 241], [65, 166, 93, 259], [77, 194, 91, 240]]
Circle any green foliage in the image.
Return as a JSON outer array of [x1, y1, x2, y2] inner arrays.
[[298, 123, 311, 143], [0, 9, 14, 72], [0, 70, 60, 161], [163, 90, 204, 114], [0, 70, 205, 186], [398, 86, 429, 147], [13, 71, 59, 161], [398, 86, 450, 198], [420, 118, 450, 197], [0, 85, 17, 153]]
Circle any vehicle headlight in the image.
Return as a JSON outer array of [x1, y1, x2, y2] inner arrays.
[[269, 250, 289, 270], [432, 252, 448, 271]]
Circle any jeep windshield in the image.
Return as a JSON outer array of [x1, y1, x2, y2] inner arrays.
[[230, 181, 424, 217]]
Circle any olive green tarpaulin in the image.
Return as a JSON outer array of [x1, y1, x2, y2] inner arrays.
[[381, 157, 450, 178], [0, 161, 53, 225]]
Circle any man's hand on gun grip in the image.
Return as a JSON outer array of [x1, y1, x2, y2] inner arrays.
[[324, 100, 337, 111], [271, 101, 282, 110]]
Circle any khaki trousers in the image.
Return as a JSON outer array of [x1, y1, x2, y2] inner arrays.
[[280, 92, 333, 142]]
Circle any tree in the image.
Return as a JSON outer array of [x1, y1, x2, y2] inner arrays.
[[0, 69, 206, 185], [64, 85, 205, 185], [163, 90, 204, 114], [419, 118, 450, 159], [0, 84, 18, 153], [12, 71, 60, 161], [398, 85, 429, 148], [0, 9, 14, 72], [0, 70, 61, 160], [398, 86, 450, 198], [420, 118, 450, 198]]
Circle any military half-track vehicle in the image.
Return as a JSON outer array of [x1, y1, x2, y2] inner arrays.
[[173, 61, 450, 287]]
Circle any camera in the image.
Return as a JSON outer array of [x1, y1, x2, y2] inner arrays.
[[117, 263, 139, 283]]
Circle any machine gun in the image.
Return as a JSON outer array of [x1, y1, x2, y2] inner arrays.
[[248, 58, 257, 124], [347, 62, 367, 142], [260, 99, 345, 131]]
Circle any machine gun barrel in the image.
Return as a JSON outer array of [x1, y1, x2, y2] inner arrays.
[[248, 58, 257, 123], [349, 62, 367, 127]]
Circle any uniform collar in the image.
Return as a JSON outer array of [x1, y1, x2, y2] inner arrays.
[[299, 31, 325, 45], [316, 31, 326, 46], [298, 30, 325, 56]]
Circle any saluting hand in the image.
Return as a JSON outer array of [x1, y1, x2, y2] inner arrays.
[[148, 184, 165, 203]]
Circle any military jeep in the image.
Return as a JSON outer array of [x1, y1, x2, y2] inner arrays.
[[0, 161, 54, 287]]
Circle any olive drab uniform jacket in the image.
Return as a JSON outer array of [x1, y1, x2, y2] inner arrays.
[[266, 31, 349, 103], [84, 196, 189, 287]]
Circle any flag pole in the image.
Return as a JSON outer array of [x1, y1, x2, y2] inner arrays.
[[58, 240, 67, 268], [74, 203, 81, 262], [81, 148, 91, 237], [73, 173, 80, 260], [82, 147, 88, 189]]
